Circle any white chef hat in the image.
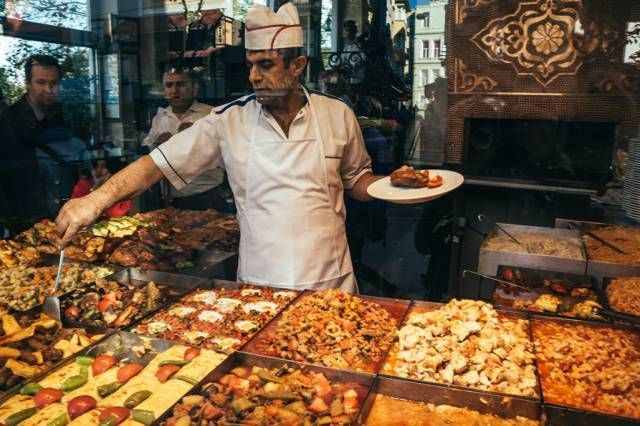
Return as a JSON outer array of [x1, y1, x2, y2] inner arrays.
[[245, 3, 303, 50]]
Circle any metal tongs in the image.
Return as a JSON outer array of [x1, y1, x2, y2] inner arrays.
[[43, 249, 64, 321], [476, 214, 527, 251], [463, 269, 532, 292], [567, 221, 627, 255]]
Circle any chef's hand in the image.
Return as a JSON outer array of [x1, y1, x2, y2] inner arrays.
[[155, 132, 173, 145], [55, 195, 104, 246], [177, 122, 193, 132]]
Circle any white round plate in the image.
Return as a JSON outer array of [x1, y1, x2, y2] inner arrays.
[[367, 170, 464, 204]]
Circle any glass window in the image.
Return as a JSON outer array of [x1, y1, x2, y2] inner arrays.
[[5, 0, 90, 31], [423, 12, 430, 28], [421, 69, 429, 85], [422, 40, 430, 58], [434, 39, 441, 59]]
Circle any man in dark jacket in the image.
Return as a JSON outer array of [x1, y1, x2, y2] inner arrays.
[[0, 54, 68, 232]]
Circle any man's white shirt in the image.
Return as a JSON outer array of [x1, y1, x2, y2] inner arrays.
[[143, 101, 224, 197]]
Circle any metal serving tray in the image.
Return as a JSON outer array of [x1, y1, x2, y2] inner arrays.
[[0, 331, 220, 424], [531, 316, 640, 424], [155, 351, 374, 425], [131, 281, 302, 352], [598, 277, 640, 327], [357, 376, 542, 425], [175, 248, 238, 280], [478, 223, 587, 277], [242, 292, 411, 375], [380, 300, 542, 402], [487, 266, 608, 323], [555, 219, 640, 283], [61, 269, 214, 332]]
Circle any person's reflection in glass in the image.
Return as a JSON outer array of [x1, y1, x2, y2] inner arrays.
[[0, 55, 71, 232]]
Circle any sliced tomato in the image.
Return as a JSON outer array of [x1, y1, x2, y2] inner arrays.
[[68, 395, 97, 419], [33, 388, 63, 408], [92, 354, 118, 377], [99, 407, 130, 425], [155, 364, 181, 383], [117, 363, 144, 383], [98, 292, 118, 313], [183, 347, 200, 361], [64, 306, 80, 320]]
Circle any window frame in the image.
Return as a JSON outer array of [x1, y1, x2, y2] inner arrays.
[[422, 40, 430, 59]]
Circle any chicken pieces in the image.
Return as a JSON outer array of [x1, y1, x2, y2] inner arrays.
[[386, 300, 538, 398]]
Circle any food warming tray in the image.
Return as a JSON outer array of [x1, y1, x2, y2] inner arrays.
[[155, 351, 375, 425], [175, 248, 238, 280], [488, 266, 608, 323], [478, 223, 587, 278], [357, 376, 542, 425], [61, 269, 214, 332], [555, 219, 640, 282], [380, 300, 542, 401], [242, 292, 411, 375], [531, 316, 640, 425], [598, 277, 640, 326]]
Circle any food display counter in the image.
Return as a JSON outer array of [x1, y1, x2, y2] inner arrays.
[[0, 213, 639, 424]]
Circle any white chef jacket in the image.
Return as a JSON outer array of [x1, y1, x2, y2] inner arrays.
[[143, 101, 224, 198], [149, 90, 372, 288]]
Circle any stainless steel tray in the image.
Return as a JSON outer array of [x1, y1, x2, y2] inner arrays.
[[155, 351, 374, 425], [132, 281, 302, 353], [380, 300, 542, 401], [358, 376, 542, 425], [0, 331, 223, 422], [478, 223, 587, 278], [599, 277, 640, 326], [242, 292, 411, 375], [175, 248, 238, 280], [555, 219, 640, 282], [61, 269, 214, 332], [487, 266, 608, 323]]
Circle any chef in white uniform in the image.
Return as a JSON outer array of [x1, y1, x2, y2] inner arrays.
[[55, 3, 381, 292]]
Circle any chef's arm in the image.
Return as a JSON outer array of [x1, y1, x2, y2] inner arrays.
[[55, 156, 163, 244], [348, 172, 384, 202]]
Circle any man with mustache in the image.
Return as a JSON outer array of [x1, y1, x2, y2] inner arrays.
[[143, 64, 225, 211], [55, 3, 380, 292]]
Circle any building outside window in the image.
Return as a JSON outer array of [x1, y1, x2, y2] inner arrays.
[[422, 40, 430, 59], [423, 12, 430, 28], [434, 39, 441, 59]]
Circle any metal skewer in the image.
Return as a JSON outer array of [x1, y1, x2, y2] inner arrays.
[[463, 269, 532, 292], [568, 222, 627, 255]]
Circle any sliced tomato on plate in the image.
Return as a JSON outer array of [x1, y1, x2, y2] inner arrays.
[[99, 406, 130, 425], [33, 388, 63, 408], [68, 395, 97, 419], [183, 347, 200, 361], [117, 363, 144, 383], [92, 354, 118, 377], [155, 364, 181, 383]]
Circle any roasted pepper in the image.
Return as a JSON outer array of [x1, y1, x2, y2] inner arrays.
[[97, 381, 122, 398], [47, 413, 69, 426], [124, 390, 152, 409], [5, 407, 37, 426], [75, 356, 94, 366], [158, 359, 190, 367], [173, 375, 198, 385], [19, 382, 42, 395], [60, 374, 88, 392], [131, 409, 155, 425]]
